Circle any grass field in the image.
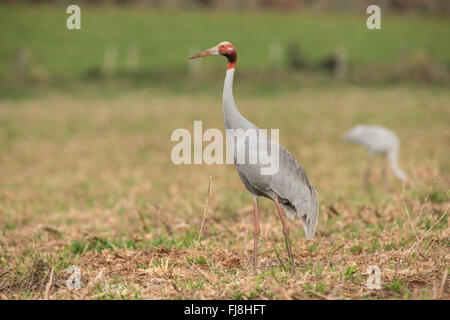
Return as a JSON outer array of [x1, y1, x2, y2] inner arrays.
[[1, 5, 450, 76], [0, 6, 449, 300], [0, 84, 448, 299]]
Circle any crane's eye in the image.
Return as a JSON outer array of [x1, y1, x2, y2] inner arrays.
[[221, 45, 225, 48]]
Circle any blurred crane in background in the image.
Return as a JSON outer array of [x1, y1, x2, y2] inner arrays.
[[344, 124, 409, 184], [190, 41, 319, 274]]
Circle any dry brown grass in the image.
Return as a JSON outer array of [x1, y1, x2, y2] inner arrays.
[[0, 86, 448, 299]]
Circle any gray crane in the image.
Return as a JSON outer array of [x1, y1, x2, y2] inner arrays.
[[190, 41, 319, 274], [344, 124, 409, 184]]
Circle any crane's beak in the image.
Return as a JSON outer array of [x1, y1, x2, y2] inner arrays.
[[189, 46, 219, 59]]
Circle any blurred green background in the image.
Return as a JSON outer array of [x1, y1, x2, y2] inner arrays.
[[1, 1, 449, 98]]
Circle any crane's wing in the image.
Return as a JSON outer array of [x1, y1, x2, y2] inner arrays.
[[267, 143, 319, 239], [229, 126, 319, 239]]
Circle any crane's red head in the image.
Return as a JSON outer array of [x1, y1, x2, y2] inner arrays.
[[190, 41, 237, 70]]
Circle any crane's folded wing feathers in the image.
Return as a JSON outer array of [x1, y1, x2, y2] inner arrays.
[[268, 144, 319, 239]]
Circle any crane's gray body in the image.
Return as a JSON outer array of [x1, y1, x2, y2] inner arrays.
[[223, 69, 319, 239], [344, 124, 399, 155], [344, 124, 408, 182]]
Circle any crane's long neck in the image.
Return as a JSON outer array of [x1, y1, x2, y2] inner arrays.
[[388, 150, 408, 182], [223, 68, 244, 130]]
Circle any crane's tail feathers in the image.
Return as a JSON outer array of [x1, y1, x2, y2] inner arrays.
[[301, 187, 319, 240], [282, 187, 319, 240]]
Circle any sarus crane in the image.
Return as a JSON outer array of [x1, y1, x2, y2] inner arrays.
[[190, 41, 319, 274], [344, 124, 408, 184]]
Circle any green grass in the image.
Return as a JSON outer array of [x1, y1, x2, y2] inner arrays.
[[345, 265, 358, 281], [386, 279, 406, 296], [1, 5, 449, 78]]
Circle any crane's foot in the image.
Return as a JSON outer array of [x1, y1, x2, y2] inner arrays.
[[289, 264, 295, 275], [285, 238, 295, 275], [253, 244, 258, 276], [253, 231, 260, 276], [288, 258, 295, 275]]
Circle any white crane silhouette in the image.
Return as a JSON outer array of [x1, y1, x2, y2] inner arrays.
[[344, 124, 408, 184]]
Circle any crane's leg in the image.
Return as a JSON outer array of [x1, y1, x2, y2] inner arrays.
[[274, 199, 295, 274], [364, 152, 375, 185], [382, 155, 391, 190], [252, 197, 260, 275]]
